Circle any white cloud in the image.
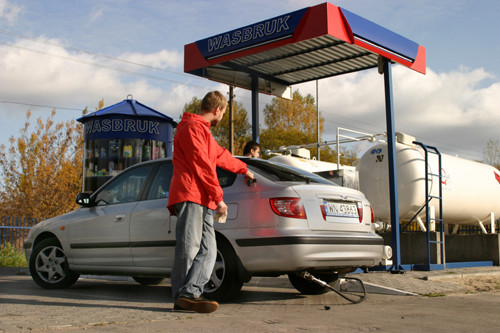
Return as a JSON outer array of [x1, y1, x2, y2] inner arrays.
[[1, 33, 499, 162], [119, 49, 183, 70], [0, 0, 22, 25], [296, 64, 500, 160], [0, 37, 212, 146]]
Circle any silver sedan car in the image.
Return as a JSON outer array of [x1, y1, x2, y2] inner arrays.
[[24, 157, 389, 300]]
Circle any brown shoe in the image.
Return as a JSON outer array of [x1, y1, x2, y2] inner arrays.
[[176, 295, 219, 313]]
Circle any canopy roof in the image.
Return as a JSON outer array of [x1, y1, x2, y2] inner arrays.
[[77, 97, 176, 124], [184, 2, 425, 98]]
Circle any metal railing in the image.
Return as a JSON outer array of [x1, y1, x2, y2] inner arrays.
[[0, 216, 41, 251], [399, 220, 500, 234]]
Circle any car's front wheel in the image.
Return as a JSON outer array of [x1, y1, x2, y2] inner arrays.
[[29, 238, 80, 289], [203, 236, 243, 301]]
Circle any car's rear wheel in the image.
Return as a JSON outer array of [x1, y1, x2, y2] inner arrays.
[[203, 236, 243, 301], [288, 272, 338, 295], [132, 277, 165, 285], [29, 238, 80, 289]]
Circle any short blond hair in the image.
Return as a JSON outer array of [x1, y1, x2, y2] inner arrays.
[[200, 91, 227, 113]]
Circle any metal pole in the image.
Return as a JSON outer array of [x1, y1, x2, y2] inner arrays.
[[336, 127, 340, 170], [228, 86, 234, 154], [251, 76, 259, 143], [316, 80, 320, 160], [383, 59, 403, 272]]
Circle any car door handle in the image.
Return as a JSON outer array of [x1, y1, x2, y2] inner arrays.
[[114, 214, 126, 222]]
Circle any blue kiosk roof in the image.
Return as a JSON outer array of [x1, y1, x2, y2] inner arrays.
[[77, 98, 176, 124]]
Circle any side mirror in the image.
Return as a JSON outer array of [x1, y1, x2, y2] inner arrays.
[[75, 193, 92, 207]]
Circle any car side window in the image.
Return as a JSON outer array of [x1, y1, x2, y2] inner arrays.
[[216, 167, 237, 188], [94, 165, 154, 205], [147, 162, 173, 200]]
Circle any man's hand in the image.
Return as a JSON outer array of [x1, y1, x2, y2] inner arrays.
[[245, 170, 255, 180], [216, 200, 228, 216], [245, 170, 256, 186]]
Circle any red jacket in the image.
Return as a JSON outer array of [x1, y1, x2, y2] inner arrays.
[[167, 112, 248, 213]]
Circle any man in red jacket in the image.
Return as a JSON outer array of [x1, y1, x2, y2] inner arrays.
[[168, 91, 254, 313]]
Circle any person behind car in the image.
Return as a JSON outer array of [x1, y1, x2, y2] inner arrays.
[[243, 140, 261, 158], [167, 91, 254, 313]]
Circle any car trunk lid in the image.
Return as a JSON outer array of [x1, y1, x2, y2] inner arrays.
[[292, 184, 373, 232]]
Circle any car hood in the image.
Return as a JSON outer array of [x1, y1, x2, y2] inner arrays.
[[28, 209, 81, 235]]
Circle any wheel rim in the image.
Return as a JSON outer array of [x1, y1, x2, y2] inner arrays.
[[35, 246, 68, 283], [204, 249, 225, 293]]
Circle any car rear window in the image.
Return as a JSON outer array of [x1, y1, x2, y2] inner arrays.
[[242, 158, 335, 185]]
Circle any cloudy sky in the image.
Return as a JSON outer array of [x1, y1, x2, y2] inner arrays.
[[0, 0, 499, 161]]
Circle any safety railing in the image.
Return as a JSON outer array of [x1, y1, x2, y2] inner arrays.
[[0, 216, 41, 252]]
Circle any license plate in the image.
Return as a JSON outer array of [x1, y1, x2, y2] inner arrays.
[[324, 201, 359, 218]]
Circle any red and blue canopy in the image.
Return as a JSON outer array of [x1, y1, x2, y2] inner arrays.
[[184, 2, 425, 97]]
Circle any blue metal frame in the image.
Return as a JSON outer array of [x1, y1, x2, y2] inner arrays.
[[362, 261, 493, 273], [382, 59, 403, 272], [251, 76, 260, 142], [412, 142, 445, 271]]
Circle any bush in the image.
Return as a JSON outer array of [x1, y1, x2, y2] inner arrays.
[[0, 243, 28, 267]]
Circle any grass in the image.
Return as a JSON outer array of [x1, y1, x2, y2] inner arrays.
[[423, 292, 446, 297], [0, 243, 28, 267]]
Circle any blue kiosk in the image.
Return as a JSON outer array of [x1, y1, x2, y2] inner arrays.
[[77, 96, 177, 193]]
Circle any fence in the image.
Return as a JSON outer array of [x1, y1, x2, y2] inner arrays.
[[0, 216, 41, 252], [399, 220, 500, 234]]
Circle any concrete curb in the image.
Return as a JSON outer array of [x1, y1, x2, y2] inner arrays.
[[0, 267, 29, 275], [363, 282, 418, 296], [424, 270, 500, 281]]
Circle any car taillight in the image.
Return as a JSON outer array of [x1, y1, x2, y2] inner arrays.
[[357, 202, 363, 223], [370, 206, 375, 223], [270, 198, 306, 219]]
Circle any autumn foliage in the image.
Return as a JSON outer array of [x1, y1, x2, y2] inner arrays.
[[0, 110, 84, 219], [182, 96, 252, 155], [260, 90, 358, 165], [182, 89, 358, 165]]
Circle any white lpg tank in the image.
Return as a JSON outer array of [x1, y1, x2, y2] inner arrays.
[[356, 133, 500, 225]]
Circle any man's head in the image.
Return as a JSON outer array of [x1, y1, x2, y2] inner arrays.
[[243, 141, 261, 158], [200, 91, 228, 126]]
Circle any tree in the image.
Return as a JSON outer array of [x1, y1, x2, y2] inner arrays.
[[0, 109, 85, 219], [260, 90, 358, 165], [260, 90, 321, 149], [483, 139, 500, 169], [182, 95, 252, 154]]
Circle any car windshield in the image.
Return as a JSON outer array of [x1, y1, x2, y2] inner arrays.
[[242, 158, 335, 185]]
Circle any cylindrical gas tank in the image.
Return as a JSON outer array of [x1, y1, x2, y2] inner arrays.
[[356, 140, 500, 225]]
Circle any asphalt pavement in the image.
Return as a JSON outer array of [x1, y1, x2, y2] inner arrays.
[[1, 266, 500, 332], [3, 265, 500, 296]]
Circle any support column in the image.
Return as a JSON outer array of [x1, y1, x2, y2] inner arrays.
[[383, 59, 403, 272], [251, 76, 259, 143], [228, 86, 234, 154], [491, 212, 496, 234]]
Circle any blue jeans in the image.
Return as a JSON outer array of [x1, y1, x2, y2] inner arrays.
[[171, 201, 216, 301]]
